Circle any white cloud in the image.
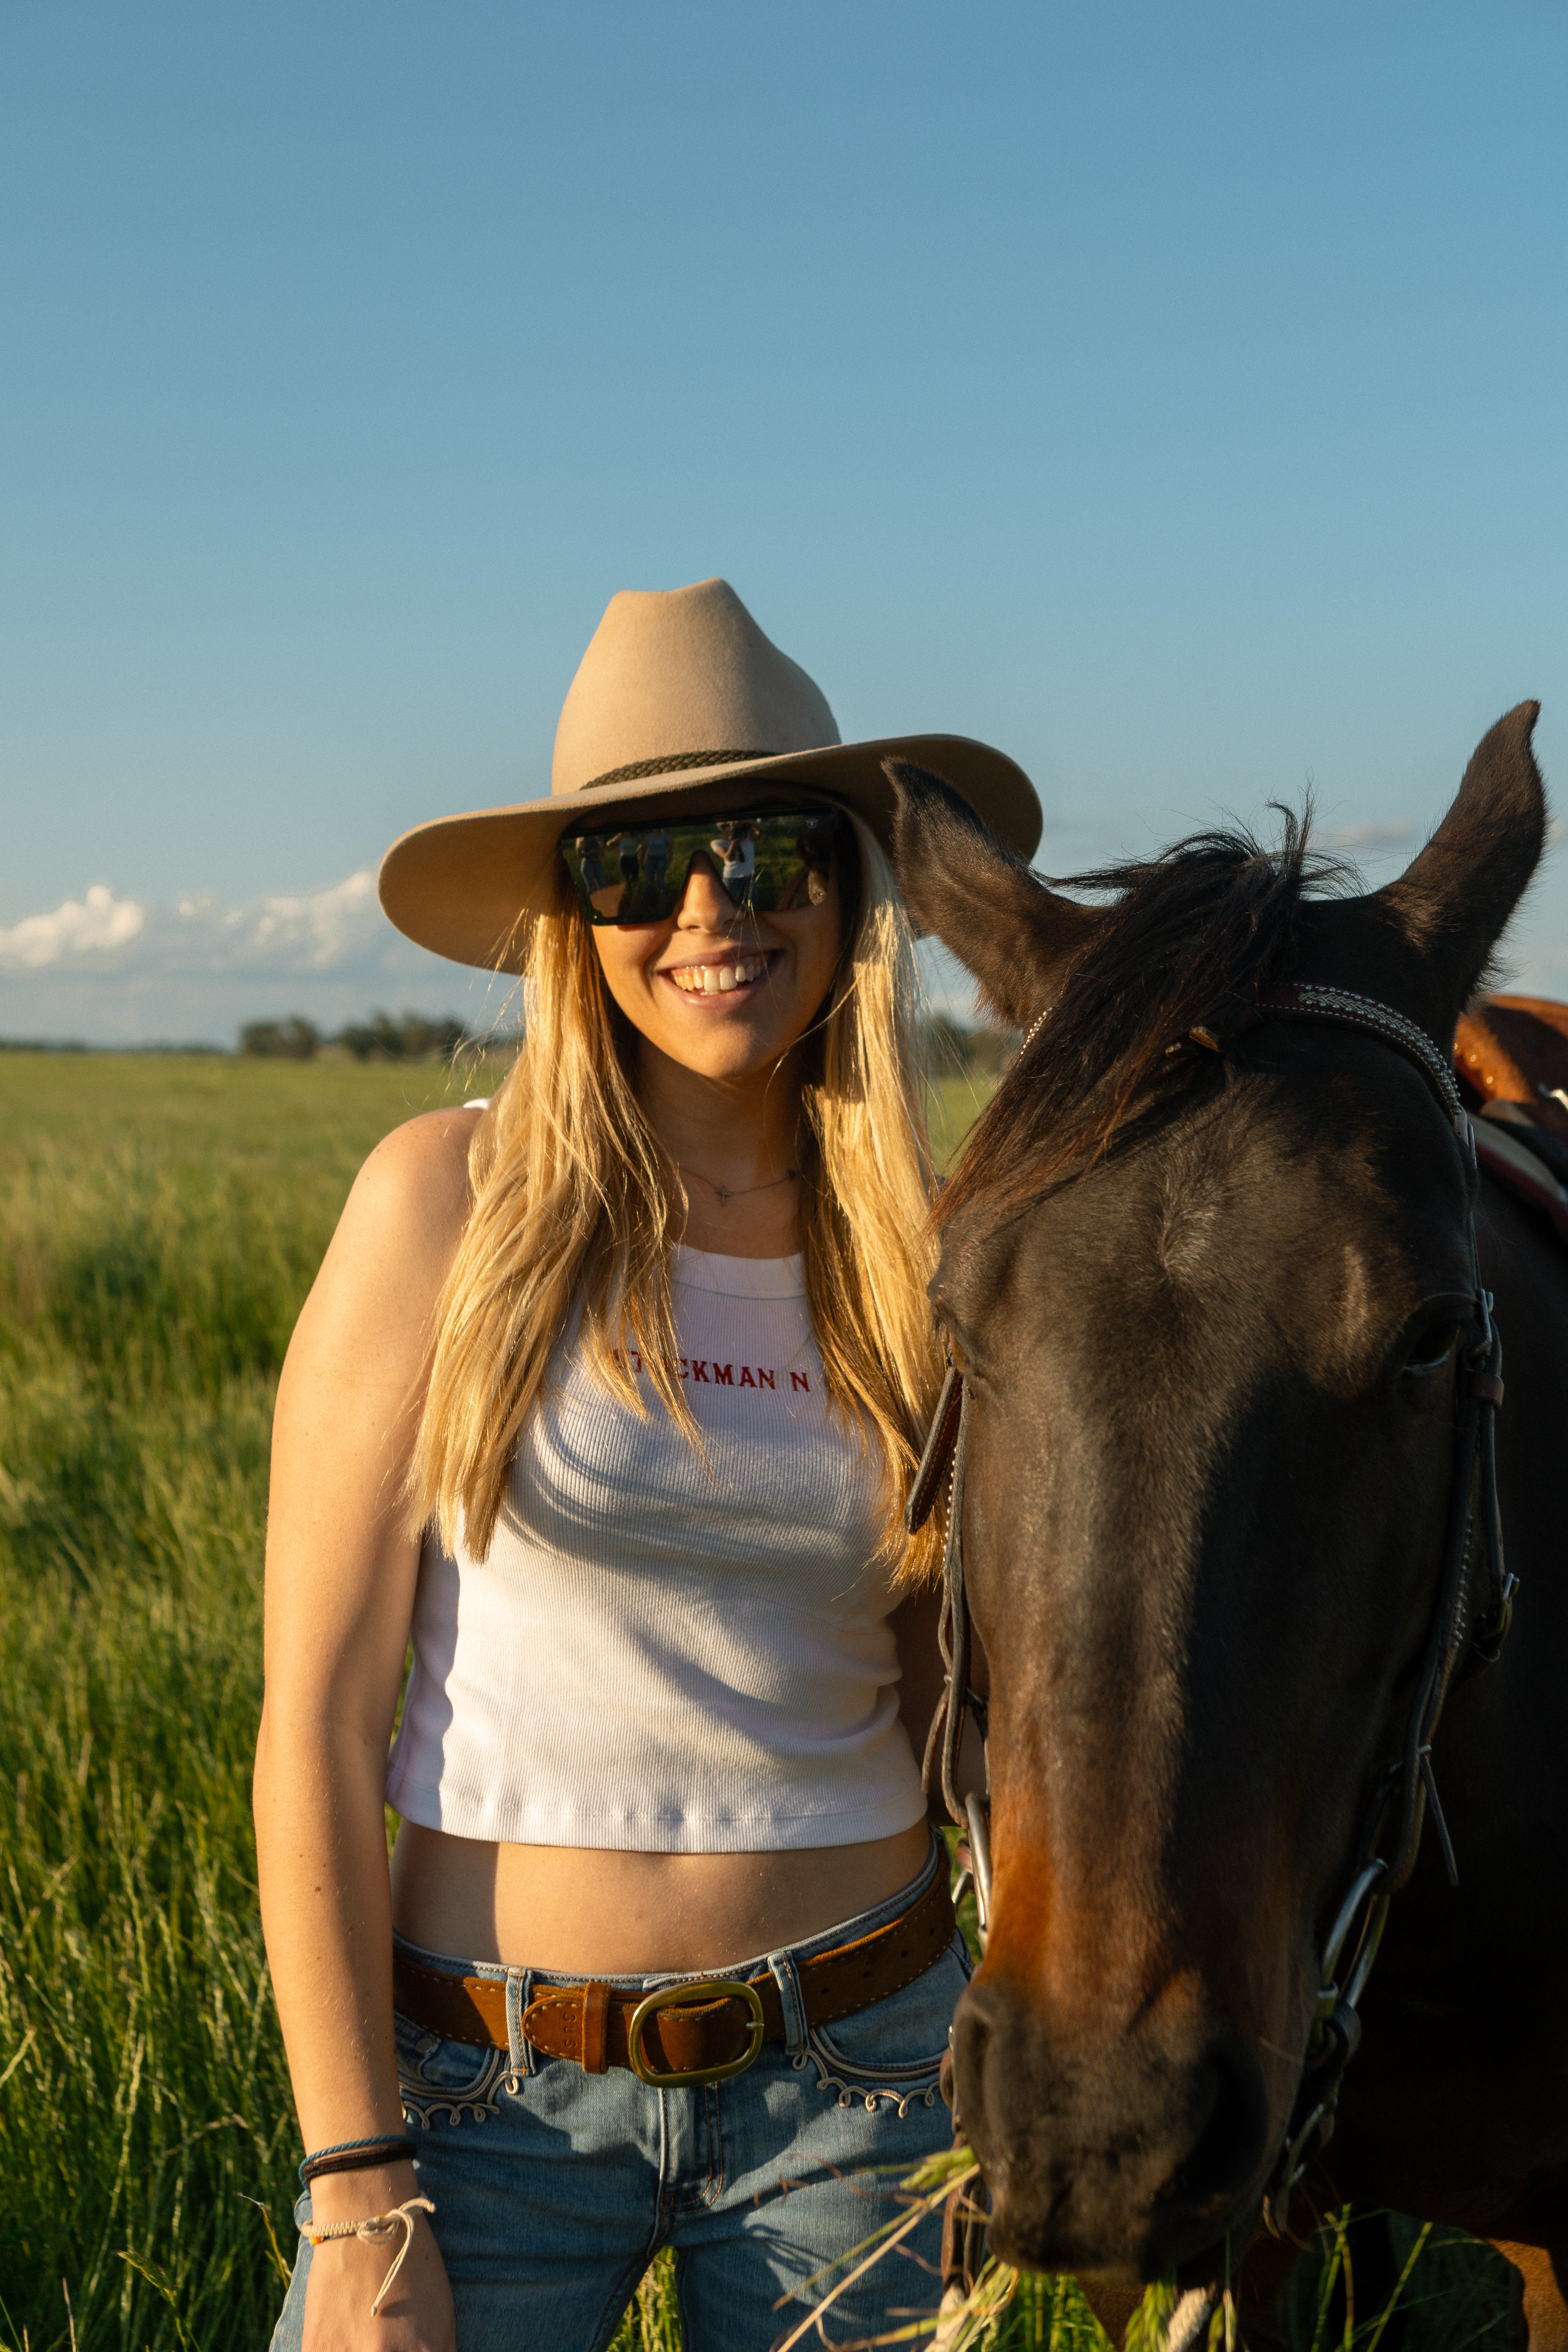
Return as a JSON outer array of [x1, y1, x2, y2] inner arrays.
[[0, 864, 503, 1045], [1322, 819, 1417, 851], [172, 868, 382, 969], [0, 870, 388, 978], [0, 884, 146, 970], [250, 868, 378, 963]]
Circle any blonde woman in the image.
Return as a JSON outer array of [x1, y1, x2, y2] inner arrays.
[[256, 580, 1040, 2350]]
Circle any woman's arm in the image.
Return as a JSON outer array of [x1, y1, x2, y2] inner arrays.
[[254, 1108, 478, 2344]]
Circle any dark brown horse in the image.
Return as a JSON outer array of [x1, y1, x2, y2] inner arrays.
[[889, 705, 1568, 2346]]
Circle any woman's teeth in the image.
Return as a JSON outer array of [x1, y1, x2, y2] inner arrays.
[[670, 957, 768, 995]]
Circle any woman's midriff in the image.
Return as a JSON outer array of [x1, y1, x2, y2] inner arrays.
[[388, 1818, 933, 1975]]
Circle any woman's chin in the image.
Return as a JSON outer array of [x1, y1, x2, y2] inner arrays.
[[658, 1029, 794, 1083], [634, 995, 804, 1078]]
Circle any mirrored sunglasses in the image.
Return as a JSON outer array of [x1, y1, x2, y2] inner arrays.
[[558, 807, 842, 927]]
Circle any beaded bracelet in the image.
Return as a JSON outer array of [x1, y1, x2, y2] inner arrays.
[[307, 2194, 434, 2317], [299, 2133, 417, 2185]]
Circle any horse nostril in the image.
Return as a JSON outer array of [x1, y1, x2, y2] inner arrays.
[[1152, 2031, 1272, 2260], [949, 1984, 993, 2125]]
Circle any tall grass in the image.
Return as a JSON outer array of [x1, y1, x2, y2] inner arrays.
[[0, 1055, 499, 2352], [0, 1054, 1516, 2348]]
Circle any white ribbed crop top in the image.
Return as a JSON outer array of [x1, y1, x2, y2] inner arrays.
[[384, 1247, 926, 1852]]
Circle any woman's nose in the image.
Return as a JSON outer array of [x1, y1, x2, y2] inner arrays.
[[675, 856, 737, 927]]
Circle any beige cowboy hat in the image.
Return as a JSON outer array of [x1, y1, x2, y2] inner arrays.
[[379, 577, 1042, 971]]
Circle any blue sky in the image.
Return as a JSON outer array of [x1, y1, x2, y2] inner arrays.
[[2, 0, 1565, 1044]]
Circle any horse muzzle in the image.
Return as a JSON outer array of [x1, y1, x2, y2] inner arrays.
[[950, 1968, 1275, 2283]]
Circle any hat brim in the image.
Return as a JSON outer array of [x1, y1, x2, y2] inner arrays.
[[377, 733, 1041, 973]]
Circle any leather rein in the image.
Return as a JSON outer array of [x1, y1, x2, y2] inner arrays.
[[906, 980, 1516, 2234]]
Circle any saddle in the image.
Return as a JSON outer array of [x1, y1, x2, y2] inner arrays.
[[1455, 994, 1568, 1246]]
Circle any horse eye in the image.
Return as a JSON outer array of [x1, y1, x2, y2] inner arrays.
[[1403, 1324, 1460, 1378]]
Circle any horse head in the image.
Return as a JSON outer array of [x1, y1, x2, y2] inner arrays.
[[889, 705, 1544, 2290]]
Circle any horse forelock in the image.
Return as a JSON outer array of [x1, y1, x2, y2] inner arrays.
[[937, 808, 1356, 1236]]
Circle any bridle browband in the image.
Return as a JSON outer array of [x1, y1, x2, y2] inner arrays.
[[907, 980, 1515, 2236]]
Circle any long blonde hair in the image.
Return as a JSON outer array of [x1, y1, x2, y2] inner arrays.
[[408, 812, 944, 1582]]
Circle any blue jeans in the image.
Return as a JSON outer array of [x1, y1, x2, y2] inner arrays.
[[269, 1840, 966, 2350]]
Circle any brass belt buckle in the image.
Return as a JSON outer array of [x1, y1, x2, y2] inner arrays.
[[627, 1977, 766, 2089]]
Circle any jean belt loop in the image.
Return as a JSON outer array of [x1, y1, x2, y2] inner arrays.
[[767, 1949, 809, 2059], [507, 1968, 533, 2080]]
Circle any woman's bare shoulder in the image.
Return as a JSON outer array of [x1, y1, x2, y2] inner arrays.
[[289, 1107, 486, 1366], [350, 1104, 484, 1237]]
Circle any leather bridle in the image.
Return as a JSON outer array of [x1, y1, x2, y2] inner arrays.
[[907, 980, 1516, 2236]]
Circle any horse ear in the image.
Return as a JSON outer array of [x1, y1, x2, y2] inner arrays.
[[885, 759, 1105, 1033], [1374, 702, 1546, 1017]]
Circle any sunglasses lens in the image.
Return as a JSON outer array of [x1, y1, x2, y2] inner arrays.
[[559, 811, 839, 925]]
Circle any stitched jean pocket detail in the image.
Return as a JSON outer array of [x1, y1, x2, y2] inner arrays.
[[394, 2006, 509, 2127], [802, 1935, 971, 2116]]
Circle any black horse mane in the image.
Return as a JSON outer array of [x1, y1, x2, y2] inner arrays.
[[939, 808, 1354, 1229]]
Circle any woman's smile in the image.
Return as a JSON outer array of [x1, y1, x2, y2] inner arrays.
[[657, 946, 780, 998]]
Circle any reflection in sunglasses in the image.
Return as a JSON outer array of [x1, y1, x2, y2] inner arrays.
[[559, 808, 840, 927]]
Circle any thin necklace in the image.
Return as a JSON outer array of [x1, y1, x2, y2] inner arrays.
[[677, 1162, 800, 1208]]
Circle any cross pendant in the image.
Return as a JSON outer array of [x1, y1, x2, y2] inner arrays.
[[715, 1185, 731, 1205]]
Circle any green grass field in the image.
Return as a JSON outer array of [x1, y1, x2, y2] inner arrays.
[[0, 1054, 1514, 2348]]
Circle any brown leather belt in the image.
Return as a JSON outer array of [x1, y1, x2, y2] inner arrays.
[[393, 1863, 955, 2090]]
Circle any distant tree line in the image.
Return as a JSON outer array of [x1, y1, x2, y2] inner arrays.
[[239, 1012, 475, 1061], [241, 1011, 1016, 1067], [4, 1014, 1010, 1067]]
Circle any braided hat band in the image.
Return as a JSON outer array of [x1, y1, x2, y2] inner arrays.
[[581, 749, 778, 793]]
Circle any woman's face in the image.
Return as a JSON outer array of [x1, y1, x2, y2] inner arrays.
[[587, 810, 847, 1084]]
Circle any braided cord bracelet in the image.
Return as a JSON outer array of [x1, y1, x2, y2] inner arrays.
[[306, 2194, 435, 2317]]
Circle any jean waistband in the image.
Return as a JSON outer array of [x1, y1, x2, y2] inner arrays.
[[392, 1828, 945, 1995]]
